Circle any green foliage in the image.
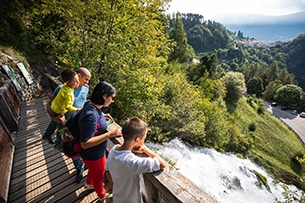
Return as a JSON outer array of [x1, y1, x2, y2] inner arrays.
[[115, 67, 167, 121], [168, 13, 193, 63], [300, 92, 305, 112], [0, 1, 24, 41], [225, 124, 253, 154], [286, 34, 305, 90], [29, 0, 170, 85], [275, 84, 303, 108], [187, 24, 212, 53], [274, 184, 305, 203], [254, 171, 270, 191], [180, 13, 204, 31], [246, 95, 264, 114], [263, 80, 283, 101], [151, 71, 221, 146], [198, 53, 220, 79], [294, 153, 305, 173], [233, 98, 305, 190], [198, 98, 229, 149], [267, 62, 280, 83], [248, 122, 256, 132], [221, 71, 247, 103], [257, 103, 265, 115], [279, 68, 295, 85], [174, 13, 231, 53], [186, 53, 226, 101], [227, 47, 245, 68], [242, 62, 297, 100], [247, 76, 263, 97], [212, 31, 304, 91], [246, 96, 255, 107]]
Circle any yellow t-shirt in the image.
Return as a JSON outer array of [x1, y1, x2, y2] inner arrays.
[[51, 83, 78, 115]]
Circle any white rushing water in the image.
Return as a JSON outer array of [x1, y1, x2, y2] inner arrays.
[[147, 138, 303, 203]]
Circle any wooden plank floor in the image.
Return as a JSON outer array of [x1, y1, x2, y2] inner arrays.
[[7, 97, 109, 203]]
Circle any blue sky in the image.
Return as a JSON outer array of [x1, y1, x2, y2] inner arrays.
[[167, 0, 305, 22]]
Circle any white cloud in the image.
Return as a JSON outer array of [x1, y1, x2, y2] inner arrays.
[[167, 0, 305, 20]]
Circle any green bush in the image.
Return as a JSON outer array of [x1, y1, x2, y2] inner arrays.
[[248, 122, 256, 132], [257, 104, 264, 115]]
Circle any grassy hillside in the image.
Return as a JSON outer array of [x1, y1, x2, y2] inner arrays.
[[232, 97, 305, 188]]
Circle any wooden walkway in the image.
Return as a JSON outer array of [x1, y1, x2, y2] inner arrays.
[[8, 97, 106, 203]]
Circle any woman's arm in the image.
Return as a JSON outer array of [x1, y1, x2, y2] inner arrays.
[[80, 128, 122, 149]]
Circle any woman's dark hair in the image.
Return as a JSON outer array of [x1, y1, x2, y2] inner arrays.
[[90, 81, 116, 105]]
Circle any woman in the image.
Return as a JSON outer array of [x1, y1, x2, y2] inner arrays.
[[79, 81, 122, 201]]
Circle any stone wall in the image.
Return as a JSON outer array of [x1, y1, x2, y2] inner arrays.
[[0, 51, 59, 102]]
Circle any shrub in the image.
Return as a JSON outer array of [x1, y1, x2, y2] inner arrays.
[[257, 104, 264, 115], [248, 122, 256, 132]]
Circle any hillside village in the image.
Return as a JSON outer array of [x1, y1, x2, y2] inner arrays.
[[234, 37, 288, 48]]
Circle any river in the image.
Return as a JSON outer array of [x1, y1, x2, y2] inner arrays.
[[147, 138, 303, 203]]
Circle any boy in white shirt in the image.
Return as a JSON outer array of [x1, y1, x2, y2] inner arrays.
[[107, 117, 166, 203]]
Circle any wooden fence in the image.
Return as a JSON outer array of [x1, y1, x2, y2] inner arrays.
[[0, 81, 20, 202]]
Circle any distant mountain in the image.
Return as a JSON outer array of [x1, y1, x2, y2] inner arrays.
[[225, 24, 305, 43], [216, 11, 305, 25], [220, 12, 305, 43]]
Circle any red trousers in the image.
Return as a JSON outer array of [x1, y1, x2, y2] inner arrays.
[[82, 155, 107, 198]]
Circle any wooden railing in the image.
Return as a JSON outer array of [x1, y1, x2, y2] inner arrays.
[[0, 80, 20, 202]]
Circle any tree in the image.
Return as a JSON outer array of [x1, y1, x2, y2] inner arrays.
[[237, 31, 243, 39], [0, 1, 28, 44], [186, 24, 211, 53], [275, 84, 303, 108], [199, 53, 219, 79], [31, 0, 170, 82], [243, 63, 259, 83], [286, 34, 305, 90], [187, 53, 220, 82], [266, 62, 279, 84], [28, 0, 176, 127], [175, 13, 230, 53], [299, 92, 305, 112], [227, 47, 244, 66], [168, 13, 193, 63], [206, 21, 230, 51], [262, 80, 282, 101], [247, 76, 263, 97], [181, 13, 205, 31], [221, 71, 247, 103], [279, 67, 295, 85]]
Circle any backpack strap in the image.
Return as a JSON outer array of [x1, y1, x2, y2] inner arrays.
[[79, 103, 101, 136]]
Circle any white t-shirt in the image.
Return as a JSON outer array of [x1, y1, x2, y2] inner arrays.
[[107, 145, 160, 203]]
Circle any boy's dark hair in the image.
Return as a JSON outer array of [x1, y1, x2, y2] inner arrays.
[[122, 117, 148, 141], [61, 69, 77, 82], [90, 81, 116, 105]]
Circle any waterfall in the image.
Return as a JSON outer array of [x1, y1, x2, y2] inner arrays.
[[147, 138, 303, 203]]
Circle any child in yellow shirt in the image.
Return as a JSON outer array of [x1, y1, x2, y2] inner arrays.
[[50, 69, 80, 117]]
